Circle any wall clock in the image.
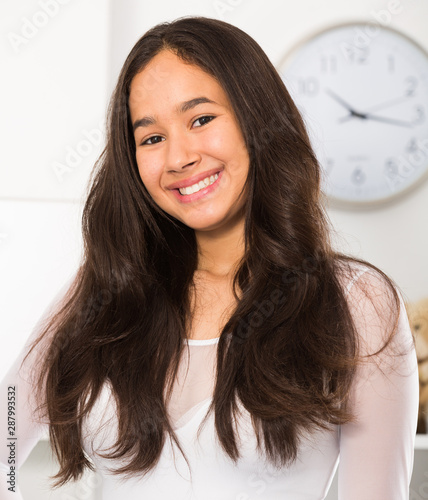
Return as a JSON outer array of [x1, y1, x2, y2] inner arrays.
[[278, 23, 428, 207]]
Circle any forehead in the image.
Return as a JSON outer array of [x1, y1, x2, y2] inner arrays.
[[128, 50, 229, 112]]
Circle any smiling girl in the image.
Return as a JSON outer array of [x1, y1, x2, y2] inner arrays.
[[0, 16, 419, 500]]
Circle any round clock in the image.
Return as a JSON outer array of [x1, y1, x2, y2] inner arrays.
[[278, 23, 428, 207]]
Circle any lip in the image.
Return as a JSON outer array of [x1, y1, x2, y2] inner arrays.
[[170, 170, 223, 204], [166, 167, 223, 190]]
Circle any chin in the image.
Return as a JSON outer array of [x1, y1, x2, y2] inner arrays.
[[188, 222, 222, 232], [182, 217, 226, 232]]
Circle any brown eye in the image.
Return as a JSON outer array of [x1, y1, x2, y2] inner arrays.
[[142, 135, 164, 146], [192, 115, 215, 128]]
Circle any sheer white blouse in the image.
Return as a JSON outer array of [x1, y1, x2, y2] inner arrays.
[[0, 264, 419, 499]]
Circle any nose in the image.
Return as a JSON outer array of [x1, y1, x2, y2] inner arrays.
[[164, 130, 200, 172]]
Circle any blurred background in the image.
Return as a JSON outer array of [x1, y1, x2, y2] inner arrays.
[[1, 0, 427, 498]]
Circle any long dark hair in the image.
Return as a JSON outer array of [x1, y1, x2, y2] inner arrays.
[[27, 16, 402, 486]]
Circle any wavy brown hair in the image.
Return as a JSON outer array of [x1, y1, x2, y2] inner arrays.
[[27, 16, 402, 487]]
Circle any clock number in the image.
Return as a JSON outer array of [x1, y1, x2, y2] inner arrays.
[[413, 106, 425, 125], [341, 44, 369, 64], [405, 76, 418, 96], [320, 55, 337, 73], [385, 159, 398, 180], [385, 154, 419, 186], [406, 137, 419, 153], [297, 78, 319, 96], [351, 167, 366, 185]]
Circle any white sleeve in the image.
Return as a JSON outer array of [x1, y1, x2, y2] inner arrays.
[[338, 269, 419, 500], [0, 278, 74, 499]]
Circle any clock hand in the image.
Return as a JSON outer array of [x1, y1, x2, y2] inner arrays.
[[326, 88, 416, 127], [339, 95, 412, 123], [325, 88, 362, 115], [339, 112, 414, 127], [364, 95, 411, 114], [363, 113, 415, 128], [338, 114, 362, 123]]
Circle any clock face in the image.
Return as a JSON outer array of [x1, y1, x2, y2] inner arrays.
[[279, 23, 428, 206]]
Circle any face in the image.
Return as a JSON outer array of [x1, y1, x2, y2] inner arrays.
[[128, 50, 250, 234]]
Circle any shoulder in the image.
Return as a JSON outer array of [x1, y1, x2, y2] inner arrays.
[[336, 259, 398, 315], [335, 258, 412, 362], [335, 258, 391, 298]]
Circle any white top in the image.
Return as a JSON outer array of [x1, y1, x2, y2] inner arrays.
[[0, 264, 419, 499]]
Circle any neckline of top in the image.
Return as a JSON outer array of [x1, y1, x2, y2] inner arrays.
[[184, 337, 220, 346]]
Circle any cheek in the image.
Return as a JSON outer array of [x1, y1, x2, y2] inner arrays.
[[198, 132, 225, 156], [202, 124, 247, 161], [136, 155, 162, 194]]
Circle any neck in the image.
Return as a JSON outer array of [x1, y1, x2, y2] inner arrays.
[[195, 214, 246, 279]]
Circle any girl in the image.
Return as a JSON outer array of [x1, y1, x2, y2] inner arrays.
[[0, 16, 419, 499]]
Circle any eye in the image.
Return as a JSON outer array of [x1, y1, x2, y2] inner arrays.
[[141, 135, 165, 146], [192, 115, 215, 128]]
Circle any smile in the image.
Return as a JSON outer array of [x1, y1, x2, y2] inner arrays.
[[178, 173, 219, 196], [170, 170, 223, 204]]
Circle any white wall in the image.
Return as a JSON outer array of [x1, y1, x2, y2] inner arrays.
[[0, 0, 110, 378], [1, 1, 427, 498], [1, 2, 111, 498]]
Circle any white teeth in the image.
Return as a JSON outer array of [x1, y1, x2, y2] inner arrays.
[[178, 173, 219, 196]]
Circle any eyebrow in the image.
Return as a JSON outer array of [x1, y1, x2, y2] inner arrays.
[[132, 97, 217, 132]]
